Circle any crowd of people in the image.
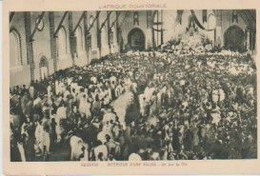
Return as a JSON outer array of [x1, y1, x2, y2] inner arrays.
[[10, 47, 257, 161]]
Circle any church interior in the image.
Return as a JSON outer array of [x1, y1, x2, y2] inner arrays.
[[10, 10, 256, 87], [9, 10, 257, 161]]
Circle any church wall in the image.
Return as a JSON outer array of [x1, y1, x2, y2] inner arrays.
[[163, 10, 179, 42], [53, 12, 73, 70], [161, 10, 248, 48], [120, 11, 152, 51], [194, 10, 215, 43], [99, 12, 110, 57], [86, 11, 119, 60], [88, 11, 99, 61], [9, 10, 256, 87], [10, 12, 31, 87], [218, 10, 247, 47], [163, 10, 191, 41], [30, 12, 53, 81], [109, 12, 119, 53], [71, 12, 88, 66]]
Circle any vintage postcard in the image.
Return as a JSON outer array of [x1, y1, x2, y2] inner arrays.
[[2, 0, 260, 175]]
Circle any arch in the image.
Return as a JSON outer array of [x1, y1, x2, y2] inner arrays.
[[39, 56, 49, 80], [76, 26, 84, 54], [207, 13, 216, 30], [57, 26, 68, 58], [127, 28, 145, 51], [10, 28, 22, 67], [224, 25, 245, 52], [101, 25, 107, 46]]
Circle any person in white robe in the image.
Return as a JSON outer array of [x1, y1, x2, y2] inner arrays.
[[41, 126, 50, 156], [55, 103, 67, 142], [92, 142, 108, 161], [55, 80, 59, 96], [17, 141, 26, 161], [139, 94, 145, 116], [128, 153, 142, 161], [79, 95, 91, 118], [80, 143, 89, 161], [115, 84, 123, 98], [47, 84, 52, 98], [144, 86, 155, 102], [33, 96, 42, 107], [110, 76, 117, 85], [35, 121, 44, 155], [63, 89, 70, 102], [29, 86, 35, 99], [102, 110, 117, 124], [70, 136, 85, 161], [56, 103, 67, 120]]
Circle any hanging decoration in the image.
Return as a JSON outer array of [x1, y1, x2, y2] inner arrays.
[[176, 10, 184, 24], [202, 10, 207, 23], [133, 11, 139, 25], [146, 11, 153, 28], [232, 10, 239, 23], [190, 10, 216, 31]]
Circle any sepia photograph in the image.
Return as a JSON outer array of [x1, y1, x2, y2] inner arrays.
[[8, 9, 257, 163]]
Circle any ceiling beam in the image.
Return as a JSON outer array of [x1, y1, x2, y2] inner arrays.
[[10, 12, 15, 23], [85, 11, 100, 34], [99, 11, 112, 32], [30, 12, 45, 41], [118, 11, 130, 28], [109, 12, 121, 30], [71, 11, 86, 35], [53, 11, 69, 37]]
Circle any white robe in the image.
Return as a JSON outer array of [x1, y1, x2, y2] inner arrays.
[[139, 94, 145, 116], [94, 145, 108, 161], [47, 85, 52, 98], [79, 98, 91, 118], [56, 106, 67, 120], [70, 136, 84, 161], [40, 130, 50, 153], [17, 142, 26, 161]]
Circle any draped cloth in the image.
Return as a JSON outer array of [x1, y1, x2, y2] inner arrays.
[[190, 10, 215, 31]]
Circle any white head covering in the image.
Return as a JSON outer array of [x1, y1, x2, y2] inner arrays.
[[128, 153, 142, 161], [97, 131, 108, 144]]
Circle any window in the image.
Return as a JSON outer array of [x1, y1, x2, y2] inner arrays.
[[76, 26, 84, 54], [202, 10, 207, 23], [57, 27, 68, 58], [10, 30, 22, 67], [208, 13, 216, 30], [133, 11, 139, 25]]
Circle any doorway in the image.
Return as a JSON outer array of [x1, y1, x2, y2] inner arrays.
[[224, 25, 245, 52], [39, 56, 49, 80], [127, 28, 145, 51]]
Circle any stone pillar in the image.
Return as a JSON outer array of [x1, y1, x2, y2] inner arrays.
[[245, 29, 250, 51], [49, 12, 57, 72], [215, 10, 223, 47], [24, 12, 35, 82], [96, 11, 101, 58], [83, 12, 90, 64], [68, 12, 75, 65], [107, 12, 111, 54], [112, 26, 118, 53]]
